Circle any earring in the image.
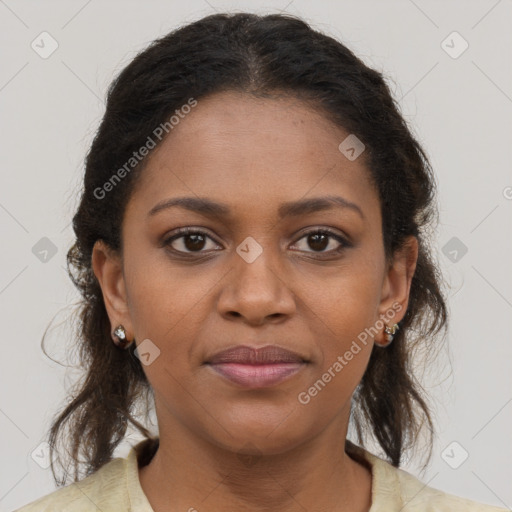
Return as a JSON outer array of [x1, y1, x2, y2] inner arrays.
[[112, 325, 134, 349], [376, 322, 399, 348]]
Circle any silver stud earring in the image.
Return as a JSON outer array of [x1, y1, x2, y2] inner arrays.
[[112, 325, 134, 349], [376, 322, 399, 348]]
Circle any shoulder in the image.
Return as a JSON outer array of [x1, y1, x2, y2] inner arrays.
[[13, 456, 128, 511], [394, 466, 507, 511], [345, 441, 507, 511]]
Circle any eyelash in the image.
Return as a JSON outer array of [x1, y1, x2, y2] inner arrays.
[[162, 227, 351, 258]]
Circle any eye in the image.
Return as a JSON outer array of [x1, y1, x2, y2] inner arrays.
[[163, 228, 221, 254], [291, 228, 350, 255], [163, 227, 351, 257]]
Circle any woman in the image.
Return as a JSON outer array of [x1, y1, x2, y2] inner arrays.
[[15, 12, 506, 512]]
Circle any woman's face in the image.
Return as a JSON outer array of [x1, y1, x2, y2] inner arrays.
[[93, 90, 417, 455]]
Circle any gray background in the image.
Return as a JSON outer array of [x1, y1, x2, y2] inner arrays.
[[1, 0, 511, 510]]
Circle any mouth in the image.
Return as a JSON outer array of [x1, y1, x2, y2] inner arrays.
[[207, 362, 306, 388], [204, 345, 309, 389]]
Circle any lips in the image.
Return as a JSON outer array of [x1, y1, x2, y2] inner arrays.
[[205, 345, 308, 389], [206, 345, 307, 365]]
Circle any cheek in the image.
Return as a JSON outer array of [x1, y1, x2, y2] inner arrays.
[[304, 259, 381, 374], [306, 258, 382, 328], [124, 248, 216, 340], [299, 293, 376, 415]]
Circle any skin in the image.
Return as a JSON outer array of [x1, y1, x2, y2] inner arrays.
[[92, 90, 418, 512]]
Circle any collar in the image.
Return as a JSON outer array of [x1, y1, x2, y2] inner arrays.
[[125, 437, 403, 511]]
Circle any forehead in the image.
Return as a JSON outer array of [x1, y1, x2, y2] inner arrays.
[[126, 91, 379, 224]]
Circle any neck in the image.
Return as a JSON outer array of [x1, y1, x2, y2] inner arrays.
[[138, 413, 372, 512]]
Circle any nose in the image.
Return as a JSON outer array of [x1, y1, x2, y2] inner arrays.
[[217, 244, 296, 326]]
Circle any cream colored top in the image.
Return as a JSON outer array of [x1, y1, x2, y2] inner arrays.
[[14, 438, 507, 511]]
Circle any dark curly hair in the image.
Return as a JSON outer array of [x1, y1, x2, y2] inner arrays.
[[42, 11, 448, 486]]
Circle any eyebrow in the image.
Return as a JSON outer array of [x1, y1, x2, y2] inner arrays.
[[147, 195, 365, 220]]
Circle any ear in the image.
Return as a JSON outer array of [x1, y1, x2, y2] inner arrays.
[[91, 239, 133, 341], [376, 235, 418, 342]]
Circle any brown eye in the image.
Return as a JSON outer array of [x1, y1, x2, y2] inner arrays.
[[163, 229, 221, 254], [292, 229, 349, 255], [306, 232, 329, 251]]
